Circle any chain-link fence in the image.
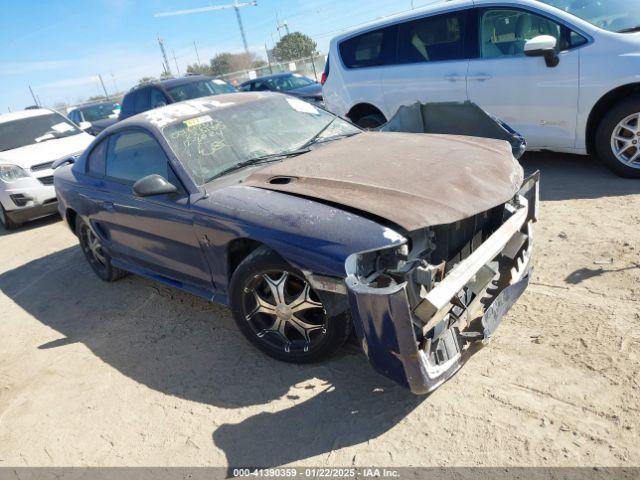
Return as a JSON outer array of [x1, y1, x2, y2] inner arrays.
[[217, 54, 327, 87]]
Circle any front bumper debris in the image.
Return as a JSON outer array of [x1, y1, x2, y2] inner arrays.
[[345, 173, 539, 394]]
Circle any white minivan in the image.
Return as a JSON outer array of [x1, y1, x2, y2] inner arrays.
[[322, 0, 640, 177], [0, 108, 93, 229]]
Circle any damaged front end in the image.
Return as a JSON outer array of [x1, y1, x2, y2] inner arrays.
[[345, 173, 539, 394]]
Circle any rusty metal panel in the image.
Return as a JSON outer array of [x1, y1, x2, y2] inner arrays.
[[244, 132, 524, 232]]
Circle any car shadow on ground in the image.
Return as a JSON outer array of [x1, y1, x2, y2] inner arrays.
[[521, 152, 640, 201], [0, 246, 424, 467], [0, 213, 61, 236]]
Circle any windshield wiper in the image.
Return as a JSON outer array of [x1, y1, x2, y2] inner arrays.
[[298, 118, 337, 150], [617, 25, 640, 33], [205, 147, 311, 183]]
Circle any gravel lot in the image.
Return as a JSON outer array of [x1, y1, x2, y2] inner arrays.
[[0, 152, 638, 468]]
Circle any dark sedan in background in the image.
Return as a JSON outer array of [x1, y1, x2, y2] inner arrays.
[[240, 73, 323, 105], [53, 92, 537, 394], [67, 100, 121, 136], [118, 75, 236, 120]]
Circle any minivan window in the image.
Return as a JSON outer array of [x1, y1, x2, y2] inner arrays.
[[480, 9, 562, 58], [397, 11, 467, 63], [539, 0, 640, 33], [339, 26, 397, 68]]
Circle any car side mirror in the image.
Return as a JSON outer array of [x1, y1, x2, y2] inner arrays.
[[133, 174, 178, 197], [524, 35, 560, 68], [79, 121, 92, 131]]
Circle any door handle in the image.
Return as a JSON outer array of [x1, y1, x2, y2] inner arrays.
[[469, 74, 493, 82], [99, 201, 115, 211], [445, 74, 465, 82]]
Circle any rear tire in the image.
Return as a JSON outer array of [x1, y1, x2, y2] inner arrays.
[[0, 204, 19, 230], [354, 113, 386, 130], [76, 217, 128, 282], [595, 96, 640, 178], [229, 246, 351, 363]]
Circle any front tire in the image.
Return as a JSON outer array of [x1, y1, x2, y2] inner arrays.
[[229, 246, 351, 363], [595, 96, 640, 178], [0, 204, 19, 230], [77, 218, 128, 282]]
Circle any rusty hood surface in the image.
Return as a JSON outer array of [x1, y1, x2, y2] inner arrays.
[[244, 132, 524, 232]]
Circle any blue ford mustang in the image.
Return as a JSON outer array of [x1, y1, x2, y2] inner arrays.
[[54, 92, 538, 394]]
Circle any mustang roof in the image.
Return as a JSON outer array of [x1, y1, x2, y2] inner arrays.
[[121, 92, 267, 129]]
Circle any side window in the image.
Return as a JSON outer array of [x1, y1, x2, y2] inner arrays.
[[397, 11, 467, 64], [86, 138, 108, 176], [339, 26, 397, 69], [105, 131, 171, 184], [150, 88, 168, 108], [569, 30, 588, 48], [480, 9, 562, 59], [133, 89, 151, 114], [120, 93, 135, 118]]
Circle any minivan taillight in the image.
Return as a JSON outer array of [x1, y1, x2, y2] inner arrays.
[[321, 55, 330, 85]]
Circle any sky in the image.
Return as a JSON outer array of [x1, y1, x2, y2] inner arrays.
[[0, 0, 440, 112]]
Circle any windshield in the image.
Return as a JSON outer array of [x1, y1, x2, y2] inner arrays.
[[0, 112, 81, 152], [162, 96, 360, 185], [167, 79, 236, 102], [268, 74, 316, 92], [78, 101, 120, 122], [540, 0, 640, 32]]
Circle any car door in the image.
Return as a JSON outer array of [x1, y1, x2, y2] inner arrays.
[[337, 25, 397, 118], [467, 7, 583, 149], [381, 9, 471, 117], [97, 129, 213, 292]]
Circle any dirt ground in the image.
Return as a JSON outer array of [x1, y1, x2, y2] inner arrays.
[[0, 152, 638, 468]]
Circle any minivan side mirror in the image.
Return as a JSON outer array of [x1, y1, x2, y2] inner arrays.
[[133, 174, 178, 197], [524, 35, 560, 68], [79, 121, 92, 131]]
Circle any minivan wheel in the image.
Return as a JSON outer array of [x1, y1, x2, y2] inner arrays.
[[229, 246, 351, 363], [355, 113, 386, 130], [77, 218, 128, 282], [596, 97, 640, 178], [0, 205, 19, 230]]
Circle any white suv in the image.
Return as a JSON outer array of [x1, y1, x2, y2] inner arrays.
[[0, 108, 93, 229], [322, 0, 640, 177]]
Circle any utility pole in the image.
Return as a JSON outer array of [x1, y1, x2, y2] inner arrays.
[[28, 85, 39, 106], [275, 12, 289, 38], [158, 37, 172, 75], [265, 44, 273, 74], [194, 41, 201, 64], [98, 74, 109, 99], [173, 50, 181, 76], [234, 4, 249, 53], [110, 73, 118, 94], [154, 1, 257, 55]]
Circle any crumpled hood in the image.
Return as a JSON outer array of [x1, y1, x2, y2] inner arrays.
[[244, 132, 524, 231], [0, 133, 93, 169]]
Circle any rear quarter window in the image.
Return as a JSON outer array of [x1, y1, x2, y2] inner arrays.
[[86, 139, 108, 176], [339, 26, 397, 68]]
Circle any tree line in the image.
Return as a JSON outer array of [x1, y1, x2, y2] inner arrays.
[[138, 32, 318, 84]]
